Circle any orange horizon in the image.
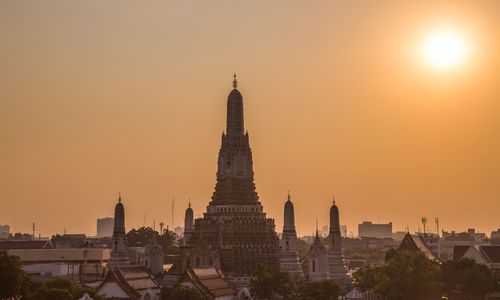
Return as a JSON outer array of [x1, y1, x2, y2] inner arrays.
[[1, 0, 499, 238]]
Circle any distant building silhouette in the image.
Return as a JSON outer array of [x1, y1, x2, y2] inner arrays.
[[96, 217, 114, 238], [358, 221, 392, 239]]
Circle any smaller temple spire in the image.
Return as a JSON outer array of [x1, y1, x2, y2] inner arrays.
[[118, 192, 121, 202], [316, 218, 319, 235], [287, 190, 291, 202], [232, 73, 238, 89], [188, 198, 191, 208], [332, 195, 335, 205]]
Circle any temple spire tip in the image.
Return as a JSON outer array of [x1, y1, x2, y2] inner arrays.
[[232, 73, 238, 89]]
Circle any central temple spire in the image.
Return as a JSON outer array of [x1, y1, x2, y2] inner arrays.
[[176, 77, 280, 277], [226, 75, 244, 136]]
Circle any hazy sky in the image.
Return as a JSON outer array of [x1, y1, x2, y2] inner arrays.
[[1, 1, 499, 237]]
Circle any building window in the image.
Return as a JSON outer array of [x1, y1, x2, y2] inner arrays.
[[312, 259, 316, 273]]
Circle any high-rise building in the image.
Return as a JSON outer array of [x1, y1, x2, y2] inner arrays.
[[358, 221, 393, 239], [97, 218, 114, 238], [177, 76, 280, 277]]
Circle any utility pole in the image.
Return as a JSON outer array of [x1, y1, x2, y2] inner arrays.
[[172, 197, 175, 229], [435, 217, 440, 237], [32, 222, 35, 240], [421, 217, 427, 236], [159, 222, 164, 235]]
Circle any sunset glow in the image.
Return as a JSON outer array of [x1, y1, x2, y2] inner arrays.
[[423, 30, 468, 69]]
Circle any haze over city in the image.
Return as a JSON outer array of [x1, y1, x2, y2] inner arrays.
[[1, 0, 499, 238]]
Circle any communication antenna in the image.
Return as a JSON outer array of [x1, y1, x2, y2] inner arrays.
[[159, 222, 164, 234], [172, 197, 175, 229], [435, 217, 440, 237], [421, 217, 427, 236]]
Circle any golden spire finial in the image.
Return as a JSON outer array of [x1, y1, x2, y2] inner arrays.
[[332, 195, 336, 205], [287, 190, 291, 201], [232, 73, 238, 89], [118, 192, 121, 202]]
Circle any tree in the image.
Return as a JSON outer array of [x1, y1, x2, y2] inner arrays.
[[31, 286, 73, 300], [353, 249, 441, 300], [160, 285, 204, 300], [0, 251, 30, 299], [250, 266, 296, 300], [353, 264, 383, 292], [301, 280, 342, 300], [29, 278, 104, 300], [11, 232, 33, 240], [442, 258, 496, 299], [127, 227, 178, 256]]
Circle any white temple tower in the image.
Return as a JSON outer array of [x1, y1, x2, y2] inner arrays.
[[326, 199, 350, 285], [279, 192, 304, 278]]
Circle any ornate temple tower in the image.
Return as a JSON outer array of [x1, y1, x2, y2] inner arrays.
[[279, 192, 304, 278], [109, 195, 129, 266], [184, 75, 280, 276], [326, 198, 350, 284], [304, 229, 330, 281], [145, 237, 163, 277], [183, 201, 194, 243]]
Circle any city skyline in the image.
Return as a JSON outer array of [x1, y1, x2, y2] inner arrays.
[[1, 1, 500, 238]]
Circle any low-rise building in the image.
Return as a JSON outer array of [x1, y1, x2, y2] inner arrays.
[[491, 229, 500, 244], [454, 245, 500, 292], [7, 248, 110, 282], [360, 237, 397, 249], [0, 224, 10, 239], [0, 240, 53, 250], [440, 229, 488, 261]]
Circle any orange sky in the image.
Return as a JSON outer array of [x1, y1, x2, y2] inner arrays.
[[1, 1, 499, 237]]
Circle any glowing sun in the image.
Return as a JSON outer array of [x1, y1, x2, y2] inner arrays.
[[422, 30, 468, 69]]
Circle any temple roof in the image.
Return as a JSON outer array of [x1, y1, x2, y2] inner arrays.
[[398, 233, 437, 261], [178, 266, 235, 298]]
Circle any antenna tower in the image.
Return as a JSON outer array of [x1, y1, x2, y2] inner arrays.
[[421, 217, 427, 236], [172, 197, 175, 229]]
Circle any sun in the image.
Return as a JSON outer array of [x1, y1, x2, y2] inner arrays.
[[422, 30, 468, 69]]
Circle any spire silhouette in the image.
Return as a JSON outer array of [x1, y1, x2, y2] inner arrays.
[[232, 73, 238, 89]]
